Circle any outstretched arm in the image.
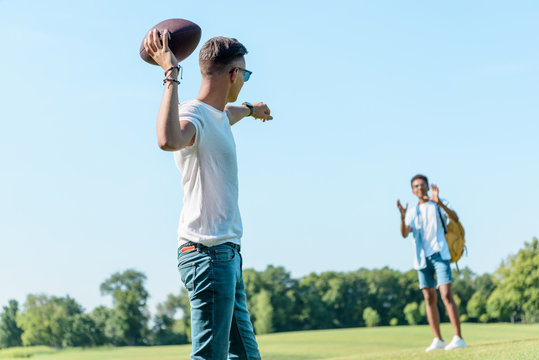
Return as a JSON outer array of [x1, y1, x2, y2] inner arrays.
[[144, 29, 196, 151], [226, 102, 273, 125], [397, 200, 412, 238]]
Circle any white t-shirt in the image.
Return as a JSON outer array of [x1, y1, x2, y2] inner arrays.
[[405, 200, 452, 269], [417, 202, 444, 256], [173, 100, 242, 247]]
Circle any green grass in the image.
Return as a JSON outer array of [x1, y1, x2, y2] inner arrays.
[[0, 346, 56, 359], [1, 323, 538, 360]]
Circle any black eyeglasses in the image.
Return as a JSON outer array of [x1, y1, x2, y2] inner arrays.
[[229, 67, 252, 82]]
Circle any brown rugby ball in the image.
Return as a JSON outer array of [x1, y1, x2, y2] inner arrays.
[[140, 18, 201, 65]]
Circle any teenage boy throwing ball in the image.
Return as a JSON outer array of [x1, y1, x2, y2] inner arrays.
[[144, 29, 272, 360]]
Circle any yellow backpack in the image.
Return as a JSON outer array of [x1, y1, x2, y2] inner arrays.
[[437, 207, 466, 263]]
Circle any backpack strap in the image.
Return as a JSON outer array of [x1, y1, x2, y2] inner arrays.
[[436, 204, 447, 234]]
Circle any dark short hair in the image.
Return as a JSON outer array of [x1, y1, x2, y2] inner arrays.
[[199, 37, 248, 75], [411, 174, 429, 187]]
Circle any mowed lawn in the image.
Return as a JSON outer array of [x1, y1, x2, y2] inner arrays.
[[1, 323, 538, 360]]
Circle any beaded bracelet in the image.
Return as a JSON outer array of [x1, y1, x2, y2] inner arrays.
[[165, 65, 183, 79], [163, 64, 183, 85], [163, 78, 180, 85]]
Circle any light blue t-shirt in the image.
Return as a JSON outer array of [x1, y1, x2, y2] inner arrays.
[[405, 199, 452, 270]]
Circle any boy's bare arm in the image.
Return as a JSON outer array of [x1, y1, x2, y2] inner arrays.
[[226, 102, 273, 125], [144, 28, 196, 151]]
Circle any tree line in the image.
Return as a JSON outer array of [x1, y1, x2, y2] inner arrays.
[[0, 238, 537, 349]]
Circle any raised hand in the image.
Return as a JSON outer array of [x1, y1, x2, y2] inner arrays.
[[396, 199, 408, 220], [143, 29, 179, 72], [429, 184, 440, 204]]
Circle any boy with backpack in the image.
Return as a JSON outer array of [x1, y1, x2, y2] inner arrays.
[[397, 174, 467, 352]]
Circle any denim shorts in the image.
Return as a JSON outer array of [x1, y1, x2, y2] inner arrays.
[[417, 252, 452, 289]]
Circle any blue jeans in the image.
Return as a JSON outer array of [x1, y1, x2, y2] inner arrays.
[[417, 252, 452, 289], [178, 244, 261, 360]]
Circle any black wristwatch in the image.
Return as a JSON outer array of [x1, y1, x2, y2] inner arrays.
[[242, 102, 254, 117]]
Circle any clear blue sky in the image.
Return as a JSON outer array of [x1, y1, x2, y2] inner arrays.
[[1, 0, 538, 314]]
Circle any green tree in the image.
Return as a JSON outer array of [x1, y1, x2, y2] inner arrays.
[[479, 314, 489, 323], [151, 312, 174, 345], [466, 291, 487, 320], [260, 266, 298, 332], [490, 238, 539, 323], [403, 302, 421, 325], [150, 292, 189, 345], [473, 273, 496, 298], [244, 266, 299, 332], [251, 289, 274, 334], [0, 300, 23, 348], [486, 290, 511, 321], [363, 268, 406, 325], [242, 263, 487, 331], [328, 272, 370, 328], [63, 314, 98, 347], [453, 294, 464, 316], [89, 306, 112, 346], [175, 289, 192, 343], [17, 294, 83, 348], [362, 267, 424, 326], [419, 300, 427, 320], [363, 307, 380, 327], [451, 267, 476, 308], [295, 272, 334, 330], [100, 269, 149, 345]]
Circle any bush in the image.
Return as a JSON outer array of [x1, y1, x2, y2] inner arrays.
[[389, 318, 398, 326], [419, 300, 427, 319], [403, 302, 421, 325], [362, 307, 380, 327]]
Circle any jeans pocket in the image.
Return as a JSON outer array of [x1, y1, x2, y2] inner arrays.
[[211, 248, 235, 263], [178, 262, 197, 292]]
